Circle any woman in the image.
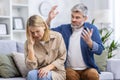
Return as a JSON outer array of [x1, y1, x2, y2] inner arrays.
[[24, 15, 66, 80]]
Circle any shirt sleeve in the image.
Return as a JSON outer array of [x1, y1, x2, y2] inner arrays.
[[24, 41, 38, 70], [91, 41, 99, 51]]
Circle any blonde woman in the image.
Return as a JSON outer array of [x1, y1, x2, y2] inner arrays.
[[25, 15, 66, 80]]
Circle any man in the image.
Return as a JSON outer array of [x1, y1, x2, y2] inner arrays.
[[46, 3, 104, 80]]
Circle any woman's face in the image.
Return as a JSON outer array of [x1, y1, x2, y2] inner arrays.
[[29, 26, 45, 41]]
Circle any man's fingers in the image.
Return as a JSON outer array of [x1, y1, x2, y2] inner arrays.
[[52, 5, 58, 10]]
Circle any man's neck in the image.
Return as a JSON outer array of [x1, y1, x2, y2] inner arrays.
[[71, 25, 83, 31]]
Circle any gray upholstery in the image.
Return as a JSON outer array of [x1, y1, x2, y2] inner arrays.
[[0, 40, 24, 54], [99, 72, 113, 80], [0, 40, 119, 80], [16, 42, 24, 53], [107, 59, 120, 80], [0, 78, 26, 80], [0, 40, 26, 80], [0, 40, 17, 54]]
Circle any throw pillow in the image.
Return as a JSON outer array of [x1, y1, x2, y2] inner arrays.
[[0, 54, 20, 78], [12, 52, 29, 77], [94, 50, 108, 71]]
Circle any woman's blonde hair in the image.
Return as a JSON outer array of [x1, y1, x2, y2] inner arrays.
[[26, 15, 50, 41]]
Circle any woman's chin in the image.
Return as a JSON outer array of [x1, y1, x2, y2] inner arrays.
[[35, 38, 42, 41]]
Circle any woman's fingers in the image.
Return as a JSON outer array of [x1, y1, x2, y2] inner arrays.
[[38, 69, 48, 78]]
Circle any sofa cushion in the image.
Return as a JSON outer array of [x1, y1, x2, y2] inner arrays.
[[0, 40, 17, 54], [99, 72, 113, 80], [94, 50, 108, 71], [16, 42, 24, 53], [107, 59, 120, 79], [12, 52, 28, 77], [0, 77, 26, 80], [0, 54, 20, 78]]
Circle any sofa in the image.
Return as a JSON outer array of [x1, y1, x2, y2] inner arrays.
[[0, 40, 120, 80], [0, 40, 26, 80], [101, 59, 120, 80], [96, 49, 120, 80]]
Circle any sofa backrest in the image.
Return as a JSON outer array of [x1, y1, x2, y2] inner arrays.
[[16, 42, 24, 53], [0, 40, 24, 54]]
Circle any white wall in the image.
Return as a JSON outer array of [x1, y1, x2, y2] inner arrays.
[[29, 0, 81, 27], [28, 0, 110, 28]]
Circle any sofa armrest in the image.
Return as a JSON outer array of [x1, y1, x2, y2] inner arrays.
[[107, 59, 120, 79]]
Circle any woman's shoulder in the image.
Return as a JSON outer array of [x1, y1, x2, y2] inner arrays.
[[50, 30, 62, 38]]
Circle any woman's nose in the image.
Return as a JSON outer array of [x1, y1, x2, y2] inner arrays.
[[34, 32, 38, 37]]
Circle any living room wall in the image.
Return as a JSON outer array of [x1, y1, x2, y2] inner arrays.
[[28, 0, 111, 28]]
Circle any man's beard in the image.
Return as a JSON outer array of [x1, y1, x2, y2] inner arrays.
[[71, 24, 82, 29], [71, 22, 84, 29]]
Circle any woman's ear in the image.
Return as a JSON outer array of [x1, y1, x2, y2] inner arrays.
[[43, 26, 46, 30], [44, 22, 49, 30]]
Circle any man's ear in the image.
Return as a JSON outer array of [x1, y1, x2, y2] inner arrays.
[[84, 16, 88, 21]]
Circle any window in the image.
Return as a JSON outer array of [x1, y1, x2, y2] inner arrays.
[[114, 0, 120, 42]]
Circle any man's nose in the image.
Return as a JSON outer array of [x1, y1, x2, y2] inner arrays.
[[72, 18, 76, 21]]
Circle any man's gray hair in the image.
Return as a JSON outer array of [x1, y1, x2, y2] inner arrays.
[[71, 3, 88, 17]]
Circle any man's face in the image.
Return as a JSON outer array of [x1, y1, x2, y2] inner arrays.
[[71, 11, 87, 29]]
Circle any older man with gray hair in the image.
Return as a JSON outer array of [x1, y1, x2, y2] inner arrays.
[[47, 3, 104, 80]]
